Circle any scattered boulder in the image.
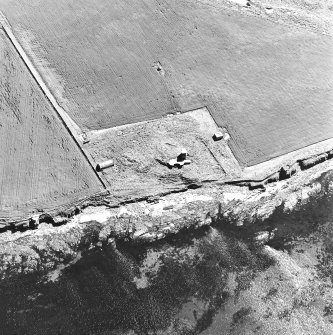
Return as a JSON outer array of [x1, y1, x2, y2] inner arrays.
[[132, 229, 147, 239], [267, 171, 280, 183], [29, 215, 40, 229], [299, 153, 328, 170], [53, 216, 68, 226], [168, 158, 177, 167], [327, 149, 333, 159], [39, 213, 54, 225], [249, 181, 266, 190], [280, 162, 299, 180], [177, 149, 188, 162], [153, 61, 165, 76], [213, 131, 224, 141], [213, 129, 230, 141], [0, 223, 7, 231], [265, 6, 274, 13], [253, 229, 276, 245], [107, 237, 117, 248], [147, 196, 159, 204], [139, 232, 157, 243], [96, 159, 114, 171], [168, 148, 191, 168]]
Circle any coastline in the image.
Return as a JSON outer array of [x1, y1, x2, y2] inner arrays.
[[0, 157, 332, 280]]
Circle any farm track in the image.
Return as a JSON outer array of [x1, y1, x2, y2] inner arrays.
[[0, 13, 107, 191], [0, 26, 105, 225]]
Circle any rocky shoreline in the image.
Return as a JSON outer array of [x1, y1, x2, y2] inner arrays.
[[0, 157, 332, 281]]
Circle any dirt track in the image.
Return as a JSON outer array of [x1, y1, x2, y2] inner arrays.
[[0, 28, 104, 223]]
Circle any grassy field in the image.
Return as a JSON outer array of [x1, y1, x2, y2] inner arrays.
[[1, 0, 332, 165], [86, 108, 240, 204], [0, 28, 104, 222]]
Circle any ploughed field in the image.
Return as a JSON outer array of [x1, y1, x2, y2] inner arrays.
[[0, 28, 104, 222], [2, 0, 333, 166]]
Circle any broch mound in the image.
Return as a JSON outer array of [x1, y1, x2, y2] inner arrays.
[[0, 0, 332, 228]]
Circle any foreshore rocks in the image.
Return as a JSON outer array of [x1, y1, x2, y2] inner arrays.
[[229, 147, 333, 190], [0, 159, 332, 280], [299, 152, 329, 170]]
